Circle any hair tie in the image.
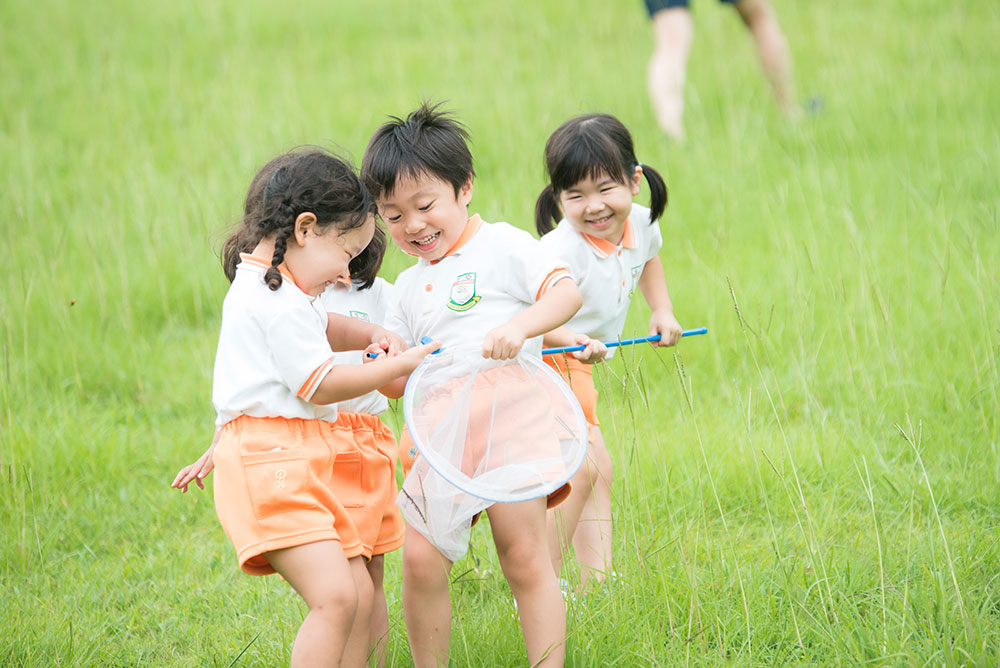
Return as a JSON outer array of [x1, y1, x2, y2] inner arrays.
[[636, 162, 643, 168]]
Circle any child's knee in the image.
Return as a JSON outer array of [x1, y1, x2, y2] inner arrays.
[[587, 443, 613, 484], [403, 540, 450, 586], [309, 580, 360, 620], [498, 541, 549, 588]]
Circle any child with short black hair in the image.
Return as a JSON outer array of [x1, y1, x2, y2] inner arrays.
[[362, 102, 582, 668]]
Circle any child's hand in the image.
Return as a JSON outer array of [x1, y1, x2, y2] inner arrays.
[[571, 335, 608, 364], [649, 310, 683, 347], [171, 441, 216, 493], [363, 342, 386, 362], [482, 323, 527, 360], [398, 339, 442, 373], [370, 327, 407, 357]]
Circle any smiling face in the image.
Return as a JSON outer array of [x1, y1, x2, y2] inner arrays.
[[378, 173, 473, 261], [285, 213, 376, 296], [557, 168, 641, 244]]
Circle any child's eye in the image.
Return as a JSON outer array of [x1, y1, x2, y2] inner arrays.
[[385, 214, 402, 223], [418, 201, 434, 211]]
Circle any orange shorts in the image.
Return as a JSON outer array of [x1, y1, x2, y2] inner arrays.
[[544, 353, 600, 427], [213, 415, 401, 576], [331, 411, 405, 558]]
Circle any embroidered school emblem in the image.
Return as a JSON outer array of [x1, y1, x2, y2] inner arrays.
[[630, 265, 643, 296], [447, 272, 482, 312], [349, 310, 370, 322]]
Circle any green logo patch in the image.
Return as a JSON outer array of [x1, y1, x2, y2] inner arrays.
[[447, 272, 482, 312]]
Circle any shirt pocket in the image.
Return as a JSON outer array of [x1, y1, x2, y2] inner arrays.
[[241, 450, 314, 520]]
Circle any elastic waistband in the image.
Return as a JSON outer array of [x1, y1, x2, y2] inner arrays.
[[221, 414, 340, 438], [333, 411, 392, 434]]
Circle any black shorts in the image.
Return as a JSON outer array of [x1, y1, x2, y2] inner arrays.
[[645, 0, 738, 16]]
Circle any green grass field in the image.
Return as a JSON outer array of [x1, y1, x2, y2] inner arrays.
[[3, 0, 999, 665]]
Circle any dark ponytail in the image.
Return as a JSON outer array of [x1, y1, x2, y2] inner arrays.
[[348, 222, 386, 290], [220, 152, 299, 282], [534, 184, 563, 236], [259, 168, 298, 290], [221, 226, 260, 282], [641, 163, 668, 223], [265, 221, 294, 290], [244, 151, 376, 292], [539, 113, 669, 228]]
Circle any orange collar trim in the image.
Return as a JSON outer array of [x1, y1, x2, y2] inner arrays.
[[580, 218, 635, 258], [239, 253, 303, 291], [430, 214, 484, 265]]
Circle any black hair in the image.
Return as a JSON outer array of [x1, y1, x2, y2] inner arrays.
[[534, 113, 668, 235], [221, 149, 379, 290], [361, 101, 475, 201], [221, 153, 298, 282]]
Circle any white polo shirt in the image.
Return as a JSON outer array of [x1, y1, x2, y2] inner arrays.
[[539, 203, 663, 356], [320, 277, 394, 416], [385, 215, 572, 357], [212, 254, 338, 426]]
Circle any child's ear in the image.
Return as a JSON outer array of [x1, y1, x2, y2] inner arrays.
[[293, 212, 318, 246], [630, 166, 643, 196], [458, 177, 474, 206]]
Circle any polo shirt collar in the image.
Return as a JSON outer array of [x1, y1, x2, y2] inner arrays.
[[429, 214, 484, 265], [580, 218, 636, 258], [239, 252, 309, 294]]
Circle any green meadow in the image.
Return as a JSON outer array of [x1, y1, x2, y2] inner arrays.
[[2, 0, 998, 664]]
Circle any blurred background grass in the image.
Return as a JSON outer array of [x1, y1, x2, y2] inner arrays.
[[2, 0, 998, 665]]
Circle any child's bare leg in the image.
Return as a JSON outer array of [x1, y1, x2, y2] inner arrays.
[[546, 431, 601, 576], [734, 0, 800, 117], [570, 428, 614, 583], [648, 7, 694, 141], [402, 526, 454, 667], [366, 555, 389, 667], [266, 540, 359, 668], [490, 499, 566, 667], [341, 557, 375, 668]]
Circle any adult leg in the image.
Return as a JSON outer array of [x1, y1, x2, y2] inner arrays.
[[733, 0, 800, 117], [570, 428, 614, 584], [266, 540, 359, 668], [648, 7, 695, 141], [402, 526, 454, 668], [490, 499, 566, 667], [366, 555, 389, 668]]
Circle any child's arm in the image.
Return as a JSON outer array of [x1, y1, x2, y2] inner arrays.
[[637, 255, 683, 347], [542, 326, 608, 364], [326, 312, 407, 356], [310, 339, 440, 405], [171, 428, 219, 493], [365, 343, 410, 399], [483, 277, 582, 360]]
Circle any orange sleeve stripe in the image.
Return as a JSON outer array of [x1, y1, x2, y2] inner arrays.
[[536, 268, 571, 301], [297, 358, 335, 400]]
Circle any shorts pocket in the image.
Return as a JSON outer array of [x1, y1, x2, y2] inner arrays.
[[334, 450, 365, 508], [242, 451, 313, 520]]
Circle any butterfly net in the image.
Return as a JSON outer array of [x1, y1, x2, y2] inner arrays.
[[398, 345, 588, 561]]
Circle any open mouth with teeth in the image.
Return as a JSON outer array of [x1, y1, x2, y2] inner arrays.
[[587, 214, 614, 229], [412, 231, 441, 251]]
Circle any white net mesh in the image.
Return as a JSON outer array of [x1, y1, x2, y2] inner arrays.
[[398, 345, 588, 561]]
